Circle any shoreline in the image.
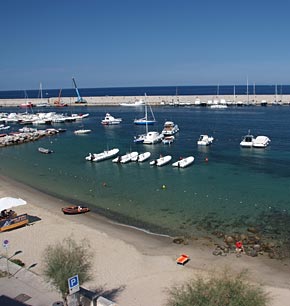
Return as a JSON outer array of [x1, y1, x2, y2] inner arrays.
[[0, 94, 290, 107], [1, 175, 290, 305]]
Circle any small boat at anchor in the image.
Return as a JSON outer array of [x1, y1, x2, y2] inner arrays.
[[112, 152, 139, 164], [62, 206, 90, 215], [150, 155, 172, 167], [197, 135, 214, 146], [85, 148, 119, 162], [131, 152, 151, 162], [74, 129, 92, 134], [38, 147, 53, 154], [240, 131, 255, 148], [172, 156, 195, 168], [101, 113, 122, 125]]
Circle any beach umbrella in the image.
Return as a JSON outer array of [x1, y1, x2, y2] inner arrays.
[[0, 197, 27, 211]]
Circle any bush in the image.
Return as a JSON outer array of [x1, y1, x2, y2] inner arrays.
[[43, 237, 93, 305], [166, 270, 270, 306]]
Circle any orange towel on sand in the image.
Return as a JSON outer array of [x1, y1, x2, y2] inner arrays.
[[176, 254, 190, 265]]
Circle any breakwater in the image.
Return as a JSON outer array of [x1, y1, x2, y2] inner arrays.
[[0, 94, 290, 107]]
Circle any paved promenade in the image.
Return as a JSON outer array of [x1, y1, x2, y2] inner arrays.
[[0, 257, 61, 306]]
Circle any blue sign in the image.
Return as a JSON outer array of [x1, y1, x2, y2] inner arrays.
[[68, 275, 79, 295], [2, 239, 9, 248]]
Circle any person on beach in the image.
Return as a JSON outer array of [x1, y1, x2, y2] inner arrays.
[[235, 241, 244, 256]]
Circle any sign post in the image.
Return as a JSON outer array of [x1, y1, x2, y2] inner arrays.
[[68, 274, 79, 295], [2, 239, 9, 274], [68, 275, 80, 306]]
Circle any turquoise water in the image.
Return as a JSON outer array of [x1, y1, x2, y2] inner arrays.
[[1, 106, 290, 238]]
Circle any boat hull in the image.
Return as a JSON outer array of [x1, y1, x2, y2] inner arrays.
[[0, 213, 29, 232], [62, 206, 90, 215]]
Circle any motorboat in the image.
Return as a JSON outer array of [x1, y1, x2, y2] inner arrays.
[[197, 135, 214, 146], [131, 152, 151, 162], [38, 147, 53, 154], [62, 206, 90, 215], [120, 99, 145, 107], [252, 136, 271, 148], [142, 131, 164, 144], [162, 136, 175, 144], [240, 131, 255, 147], [172, 156, 195, 168], [161, 121, 179, 136], [101, 113, 122, 125], [74, 129, 92, 134], [112, 151, 139, 164], [85, 148, 119, 162], [150, 155, 172, 167]]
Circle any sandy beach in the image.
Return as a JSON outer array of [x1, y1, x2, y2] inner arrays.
[[1, 174, 290, 306]]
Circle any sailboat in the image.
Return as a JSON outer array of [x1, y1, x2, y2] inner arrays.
[[134, 94, 162, 144], [36, 83, 50, 107], [133, 97, 156, 125]]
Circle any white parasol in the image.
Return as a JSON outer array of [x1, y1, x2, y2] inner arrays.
[[0, 197, 27, 211]]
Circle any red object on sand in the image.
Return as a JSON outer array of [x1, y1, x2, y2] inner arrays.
[[176, 254, 190, 265]]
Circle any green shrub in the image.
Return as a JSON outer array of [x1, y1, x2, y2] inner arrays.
[[166, 270, 270, 306]]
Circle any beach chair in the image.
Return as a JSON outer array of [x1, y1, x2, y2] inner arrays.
[[176, 254, 190, 265]]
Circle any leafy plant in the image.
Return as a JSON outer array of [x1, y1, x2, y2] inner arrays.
[[166, 269, 270, 306], [43, 237, 93, 305]]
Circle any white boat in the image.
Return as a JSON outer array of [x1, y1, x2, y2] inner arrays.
[[112, 152, 139, 164], [240, 131, 255, 147], [252, 136, 271, 148], [210, 104, 228, 109], [38, 147, 53, 154], [0, 124, 10, 131], [131, 152, 151, 162], [143, 131, 164, 144], [120, 99, 145, 107], [197, 135, 214, 146], [134, 94, 163, 144], [150, 155, 172, 167], [162, 136, 175, 144], [161, 121, 179, 136], [101, 113, 122, 125], [85, 148, 119, 162], [172, 156, 195, 168], [74, 129, 91, 134]]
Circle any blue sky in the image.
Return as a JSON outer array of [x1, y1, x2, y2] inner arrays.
[[1, 0, 290, 90]]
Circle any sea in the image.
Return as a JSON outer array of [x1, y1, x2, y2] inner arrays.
[[0, 86, 290, 247], [0, 84, 288, 99]]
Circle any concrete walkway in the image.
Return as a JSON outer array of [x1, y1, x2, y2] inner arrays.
[[0, 257, 61, 306]]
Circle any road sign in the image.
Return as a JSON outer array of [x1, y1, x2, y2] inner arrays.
[[68, 275, 79, 295], [3, 239, 9, 248]]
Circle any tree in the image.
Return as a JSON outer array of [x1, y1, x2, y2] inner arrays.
[[166, 269, 270, 306], [43, 237, 93, 305]]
